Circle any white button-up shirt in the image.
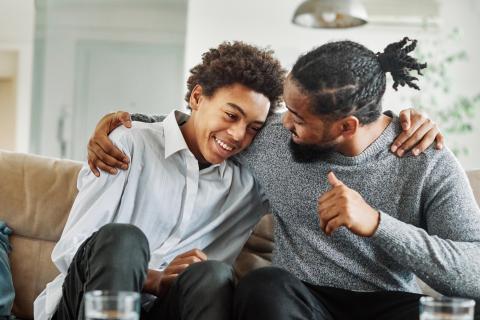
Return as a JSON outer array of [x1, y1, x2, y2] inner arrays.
[[34, 110, 268, 320]]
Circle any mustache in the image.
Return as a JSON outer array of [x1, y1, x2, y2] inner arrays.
[[288, 139, 333, 163]]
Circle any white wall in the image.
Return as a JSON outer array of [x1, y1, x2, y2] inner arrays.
[[0, 0, 34, 152], [31, 1, 188, 159], [185, 0, 480, 169], [0, 78, 16, 150]]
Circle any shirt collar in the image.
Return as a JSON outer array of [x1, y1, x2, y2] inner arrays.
[[163, 109, 228, 176], [163, 110, 190, 159]]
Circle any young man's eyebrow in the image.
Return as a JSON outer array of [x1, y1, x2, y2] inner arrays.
[[286, 106, 305, 121], [226, 103, 246, 117], [226, 102, 265, 125]]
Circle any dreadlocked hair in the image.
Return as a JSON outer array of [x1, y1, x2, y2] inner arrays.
[[185, 41, 286, 114], [290, 38, 427, 124], [377, 37, 427, 91]]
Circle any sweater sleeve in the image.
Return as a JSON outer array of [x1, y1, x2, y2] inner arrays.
[[130, 113, 166, 123], [372, 149, 480, 299]]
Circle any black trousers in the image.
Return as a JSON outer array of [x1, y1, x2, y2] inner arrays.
[[234, 266, 425, 320], [52, 223, 235, 320]]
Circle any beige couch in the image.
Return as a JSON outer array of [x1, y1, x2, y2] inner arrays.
[[0, 149, 479, 319]]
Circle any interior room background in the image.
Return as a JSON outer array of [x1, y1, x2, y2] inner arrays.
[[0, 0, 479, 169]]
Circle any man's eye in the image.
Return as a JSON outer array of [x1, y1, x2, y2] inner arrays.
[[293, 118, 303, 125], [225, 112, 237, 120], [249, 127, 261, 133]]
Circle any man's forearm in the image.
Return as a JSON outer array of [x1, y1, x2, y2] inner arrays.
[[373, 212, 480, 299], [130, 114, 165, 123]]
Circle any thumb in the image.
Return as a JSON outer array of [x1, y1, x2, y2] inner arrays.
[[116, 111, 132, 128], [328, 172, 343, 187]]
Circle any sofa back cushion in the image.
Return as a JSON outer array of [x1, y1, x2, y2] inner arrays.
[[468, 169, 480, 205], [0, 150, 81, 318]]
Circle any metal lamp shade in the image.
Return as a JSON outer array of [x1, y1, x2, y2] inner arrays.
[[292, 0, 368, 28]]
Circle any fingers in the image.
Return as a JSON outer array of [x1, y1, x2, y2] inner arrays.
[[164, 264, 190, 275], [409, 129, 438, 156], [325, 216, 348, 236], [88, 158, 100, 177], [175, 249, 208, 261], [395, 120, 435, 156], [317, 189, 336, 205], [165, 252, 207, 276], [88, 144, 117, 175], [171, 256, 204, 266], [114, 111, 132, 129], [97, 133, 130, 164], [96, 138, 129, 167], [87, 135, 129, 172], [88, 142, 123, 175], [318, 207, 339, 230], [434, 131, 444, 150], [390, 114, 426, 156], [95, 143, 127, 170], [398, 108, 412, 131]]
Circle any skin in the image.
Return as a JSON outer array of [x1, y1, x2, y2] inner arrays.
[[109, 83, 270, 297], [283, 75, 394, 157], [181, 83, 269, 165]]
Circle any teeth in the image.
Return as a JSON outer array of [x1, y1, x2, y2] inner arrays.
[[215, 138, 233, 151]]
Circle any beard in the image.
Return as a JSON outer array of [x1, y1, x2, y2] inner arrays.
[[288, 138, 336, 163]]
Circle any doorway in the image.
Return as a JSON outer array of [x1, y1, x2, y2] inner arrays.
[[0, 51, 18, 151]]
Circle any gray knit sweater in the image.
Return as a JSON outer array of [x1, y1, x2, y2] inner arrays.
[[241, 112, 480, 301], [132, 112, 480, 303]]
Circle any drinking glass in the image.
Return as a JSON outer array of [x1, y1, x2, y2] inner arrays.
[[420, 296, 475, 320], [84, 291, 140, 320]]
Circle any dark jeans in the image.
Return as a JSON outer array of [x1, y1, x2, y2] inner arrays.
[[52, 223, 235, 320], [0, 221, 14, 318], [141, 260, 235, 320], [234, 266, 424, 320]]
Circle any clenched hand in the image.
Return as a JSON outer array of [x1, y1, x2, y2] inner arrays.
[[143, 249, 207, 298], [317, 172, 380, 237]]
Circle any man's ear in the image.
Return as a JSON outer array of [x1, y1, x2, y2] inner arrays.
[[339, 116, 359, 138], [189, 85, 203, 111]]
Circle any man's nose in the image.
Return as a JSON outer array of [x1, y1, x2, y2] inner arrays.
[[282, 112, 293, 130]]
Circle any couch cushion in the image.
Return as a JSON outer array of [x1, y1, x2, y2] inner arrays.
[[234, 214, 273, 279], [0, 148, 477, 319], [9, 235, 57, 319], [0, 150, 82, 242], [466, 169, 480, 205]]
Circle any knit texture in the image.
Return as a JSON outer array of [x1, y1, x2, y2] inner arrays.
[[241, 112, 480, 301]]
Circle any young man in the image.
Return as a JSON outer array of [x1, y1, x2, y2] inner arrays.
[[34, 41, 285, 320], [89, 38, 479, 320]]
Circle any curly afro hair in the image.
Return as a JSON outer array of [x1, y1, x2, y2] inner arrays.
[[185, 41, 286, 113]]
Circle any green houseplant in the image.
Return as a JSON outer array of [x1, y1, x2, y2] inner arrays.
[[404, 28, 480, 157]]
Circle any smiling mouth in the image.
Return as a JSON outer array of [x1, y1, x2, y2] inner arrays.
[[214, 136, 235, 152]]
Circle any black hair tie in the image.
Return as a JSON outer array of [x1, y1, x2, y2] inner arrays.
[[376, 51, 396, 74]]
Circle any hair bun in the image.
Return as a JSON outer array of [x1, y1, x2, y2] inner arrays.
[[376, 37, 427, 91], [377, 50, 396, 73]]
